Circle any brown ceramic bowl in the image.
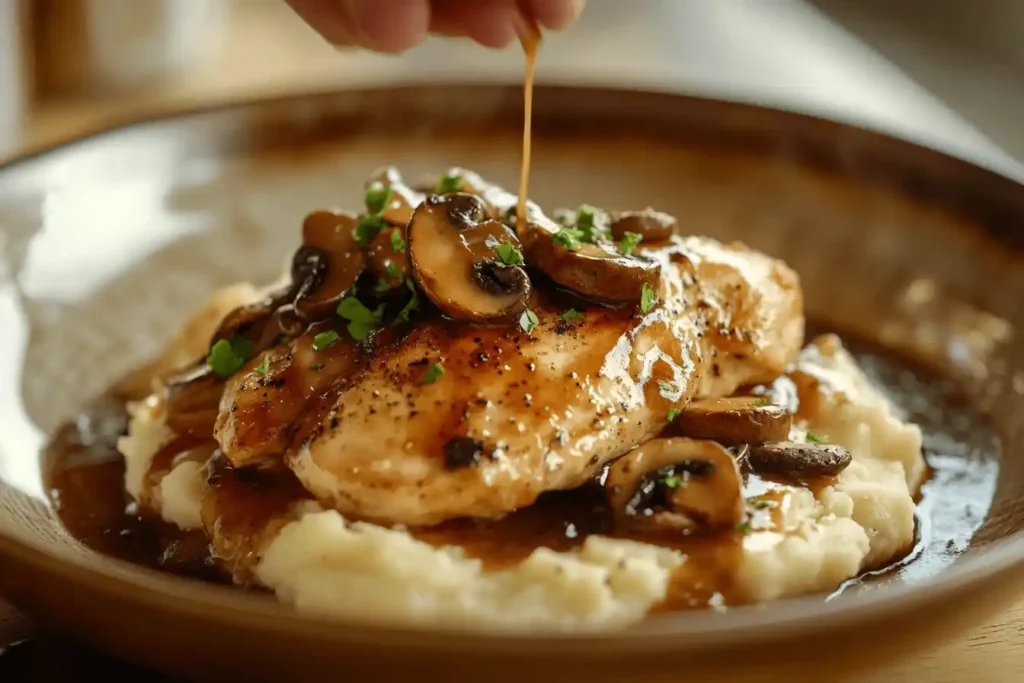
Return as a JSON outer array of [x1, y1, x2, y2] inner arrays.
[[1, 86, 1024, 682]]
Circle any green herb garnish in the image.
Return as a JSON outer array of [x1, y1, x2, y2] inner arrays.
[[312, 330, 340, 351], [552, 227, 584, 251], [422, 362, 445, 384], [640, 282, 656, 314], [385, 260, 404, 281], [753, 398, 769, 406], [354, 214, 385, 246], [806, 432, 823, 444], [365, 185, 393, 215], [576, 204, 599, 230], [336, 296, 385, 341], [390, 230, 406, 253], [494, 243, 524, 267], [575, 205, 611, 243], [657, 380, 677, 395], [561, 309, 584, 321], [663, 475, 682, 488], [310, 363, 325, 371], [667, 408, 681, 422], [735, 520, 752, 534], [618, 231, 643, 256], [254, 355, 270, 376], [519, 308, 539, 334], [207, 337, 253, 378], [396, 278, 420, 323], [437, 173, 463, 194], [374, 277, 393, 294]]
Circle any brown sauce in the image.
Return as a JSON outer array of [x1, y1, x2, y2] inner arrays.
[[44, 330, 1001, 613]]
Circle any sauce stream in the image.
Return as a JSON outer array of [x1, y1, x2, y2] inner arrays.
[[516, 16, 539, 227]]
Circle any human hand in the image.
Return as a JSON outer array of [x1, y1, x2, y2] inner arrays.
[[286, 0, 585, 53]]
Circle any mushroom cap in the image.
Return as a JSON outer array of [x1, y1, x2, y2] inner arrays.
[[670, 396, 792, 446], [408, 193, 531, 323], [605, 437, 744, 533], [610, 208, 678, 242], [163, 364, 223, 436], [294, 210, 366, 319], [747, 440, 852, 479], [521, 223, 662, 303]]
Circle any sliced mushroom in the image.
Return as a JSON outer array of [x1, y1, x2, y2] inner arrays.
[[366, 226, 410, 292], [292, 210, 365, 319], [408, 193, 531, 322], [605, 438, 743, 534], [669, 396, 792, 446], [518, 210, 661, 303], [366, 166, 425, 226], [610, 208, 678, 242], [208, 286, 291, 353], [747, 441, 852, 479], [163, 364, 224, 436]]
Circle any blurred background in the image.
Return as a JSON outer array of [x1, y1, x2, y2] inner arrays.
[[1, 0, 1023, 176]]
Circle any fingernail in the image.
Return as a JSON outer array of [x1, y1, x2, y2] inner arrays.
[[571, 0, 587, 21]]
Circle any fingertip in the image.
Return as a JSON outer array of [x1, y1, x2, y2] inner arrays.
[[526, 0, 585, 31], [349, 0, 431, 53]]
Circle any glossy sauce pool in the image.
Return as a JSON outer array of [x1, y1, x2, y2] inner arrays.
[[43, 331, 1001, 611]]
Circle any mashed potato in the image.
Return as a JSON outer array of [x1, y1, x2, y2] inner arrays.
[[119, 294, 925, 631]]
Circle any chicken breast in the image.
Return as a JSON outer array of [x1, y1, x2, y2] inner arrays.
[[267, 235, 804, 525]]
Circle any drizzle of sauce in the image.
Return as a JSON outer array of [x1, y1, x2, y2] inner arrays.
[[516, 17, 540, 227]]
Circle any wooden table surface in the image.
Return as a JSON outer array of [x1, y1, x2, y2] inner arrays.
[[5, 2, 1022, 680]]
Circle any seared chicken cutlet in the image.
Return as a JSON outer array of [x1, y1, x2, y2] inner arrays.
[[216, 224, 803, 524]]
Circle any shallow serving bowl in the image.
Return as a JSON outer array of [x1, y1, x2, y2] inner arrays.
[[1, 86, 1024, 682]]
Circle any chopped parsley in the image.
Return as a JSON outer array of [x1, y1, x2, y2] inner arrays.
[[751, 499, 775, 510], [494, 243, 524, 267], [354, 214, 385, 246], [667, 408, 681, 422], [552, 227, 584, 251], [254, 354, 270, 376], [618, 231, 643, 256], [640, 282, 656, 314], [386, 260, 404, 281], [735, 520, 752, 534], [422, 362, 445, 384], [561, 309, 584, 321], [806, 432, 824, 444], [575, 204, 611, 243], [365, 185, 393, 215], [519, 308, 539, 334], [575, 204, 599, 230], [336, 296, 385, 341], [753, 398, 769, 406], [312, 329, 340, 351], [374, 277, 392, 294], [310, 362, 325, 371], [663, 475, 682, 488], [207, 337, 253, 378], [390, 230, 406, 253], [437, 172, 463, 194], [395, 278, 421, 323]]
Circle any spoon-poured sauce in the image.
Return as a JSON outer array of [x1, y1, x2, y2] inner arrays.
[[516, 18, 540, 227]]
